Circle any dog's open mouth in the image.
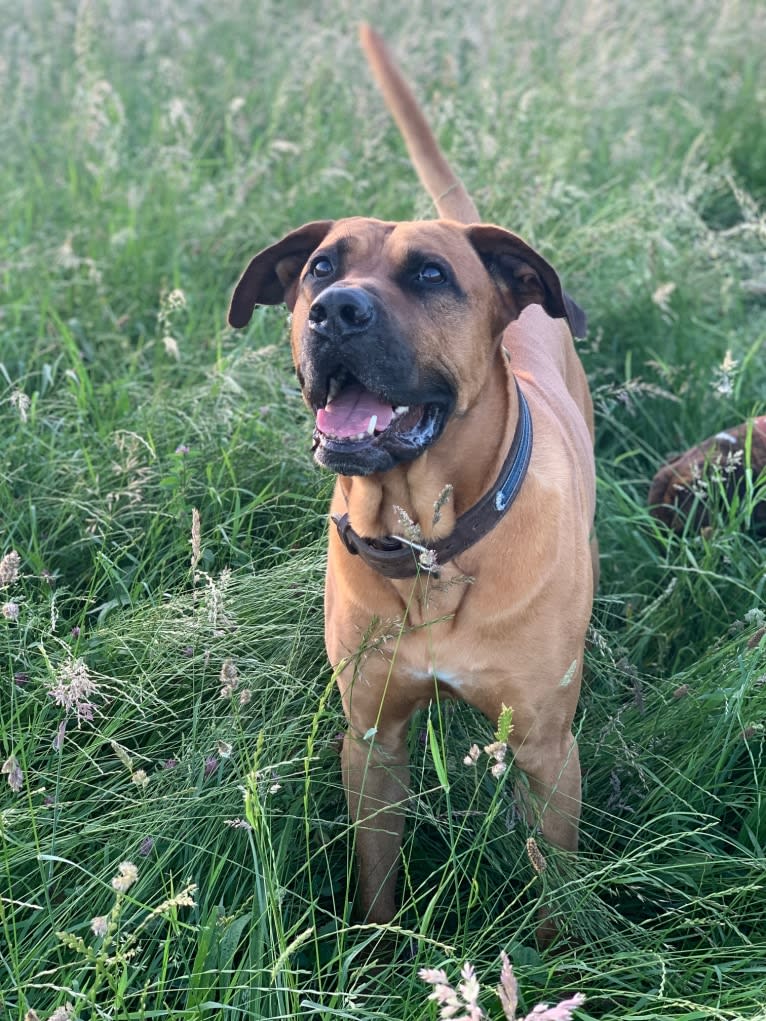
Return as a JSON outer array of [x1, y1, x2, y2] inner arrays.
[[316, 381, 418, 440], [312, 374, 450, 475]]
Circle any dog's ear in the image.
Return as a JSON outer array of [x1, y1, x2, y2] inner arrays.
[[467, 224, 587, 339], [228, 220, 334, 327]]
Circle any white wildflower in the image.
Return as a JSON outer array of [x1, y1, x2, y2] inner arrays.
[[111, 860, 138, 893], [162, 335, 180, 359], [2, 601, 19, 621], [484, 740, 508, 779], [463, 743, 481, 766], [48, 1006, 74, 1021], [484, 741, 506, 759]]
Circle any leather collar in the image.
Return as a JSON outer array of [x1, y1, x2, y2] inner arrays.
[[331, 376, 533, 578]]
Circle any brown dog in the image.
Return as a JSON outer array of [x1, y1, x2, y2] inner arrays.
[[228, 25, 597, 931], [649, 417, 766, 533]]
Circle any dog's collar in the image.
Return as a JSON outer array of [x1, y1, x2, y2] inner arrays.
[[331, 376, 533, 579]]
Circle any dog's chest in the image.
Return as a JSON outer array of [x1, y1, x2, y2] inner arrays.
[[390, 563, 473, 630], [382, 571, 487, 693]]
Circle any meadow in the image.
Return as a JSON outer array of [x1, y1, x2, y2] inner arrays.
[[1, 0, 765, 1017]]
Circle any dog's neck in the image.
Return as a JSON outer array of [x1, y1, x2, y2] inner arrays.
[[336, 347, 517, 542]]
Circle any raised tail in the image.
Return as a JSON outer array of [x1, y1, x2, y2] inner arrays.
[[359, 23, 479, 224]]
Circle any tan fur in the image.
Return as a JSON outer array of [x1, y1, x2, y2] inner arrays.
[[327, 301, 596, 930], [229, 25, 597, 939], [323, 31, 596, 930]]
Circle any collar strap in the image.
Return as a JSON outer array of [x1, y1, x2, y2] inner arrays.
[[331, 377, 533, 579]]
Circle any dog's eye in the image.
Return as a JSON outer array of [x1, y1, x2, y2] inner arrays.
[[418, 263, 446, 284], [310, 256, 334, 279]]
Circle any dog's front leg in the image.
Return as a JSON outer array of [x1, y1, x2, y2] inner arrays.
[[513, 730, 582, 853], [341, 724, 410, 924]]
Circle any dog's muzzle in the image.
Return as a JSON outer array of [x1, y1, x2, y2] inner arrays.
[[297, 286, 454, 477]]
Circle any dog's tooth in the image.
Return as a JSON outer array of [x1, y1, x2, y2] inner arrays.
[[328, 377, 341, 402], [394, 405, 409, 416], [367, 415, 377, 435]]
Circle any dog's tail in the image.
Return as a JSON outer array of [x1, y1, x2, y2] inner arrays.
[[359, 23, 480, 224]]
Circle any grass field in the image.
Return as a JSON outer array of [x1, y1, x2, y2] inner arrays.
[[1, 0, 765, 1018]]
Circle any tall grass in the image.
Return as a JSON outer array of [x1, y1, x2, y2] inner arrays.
[[1, 0, 765, 1018]]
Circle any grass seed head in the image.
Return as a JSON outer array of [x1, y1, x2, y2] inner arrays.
[[190, 507, 201, 573], [497, 951, 518, 1020], [432, 483, 454, 526], [52, 720, 67, 752], [2, 755, 24, 793], [0, 550, 20, 587], [526, 837, 547, 875], [10, 391, 30, 422], [47, 657, 99, 725]]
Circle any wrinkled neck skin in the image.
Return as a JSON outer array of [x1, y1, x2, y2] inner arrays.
[[335, 345, 517, 543]]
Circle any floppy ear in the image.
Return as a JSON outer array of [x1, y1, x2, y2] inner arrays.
[[467, 224, 587, 339], [228, 220, 334, 328]]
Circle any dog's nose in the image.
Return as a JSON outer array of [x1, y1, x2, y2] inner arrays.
[[308, 286, 375, 336]]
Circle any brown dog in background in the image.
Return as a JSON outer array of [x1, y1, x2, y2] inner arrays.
[[228, 25, 597, 934], [649, 417, 766, 533]]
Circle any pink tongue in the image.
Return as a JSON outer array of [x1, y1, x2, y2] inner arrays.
[[316, 383, 394, 438]]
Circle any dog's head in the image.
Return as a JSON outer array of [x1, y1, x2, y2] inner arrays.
[[229, 217, 585, 476]]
